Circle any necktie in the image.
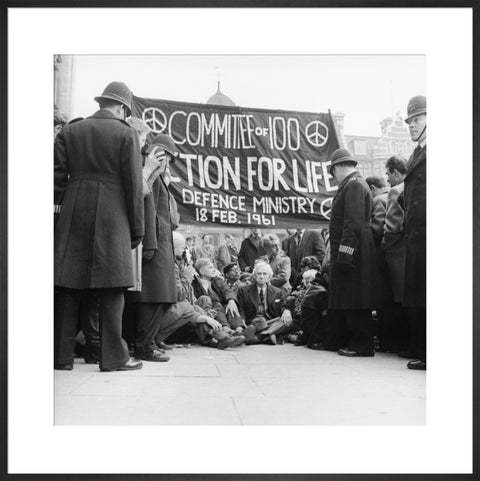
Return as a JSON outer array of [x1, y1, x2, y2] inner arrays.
[[258, 288, 265, 316]]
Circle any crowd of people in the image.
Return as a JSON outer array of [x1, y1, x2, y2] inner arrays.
[[53, 81, 426, 372]]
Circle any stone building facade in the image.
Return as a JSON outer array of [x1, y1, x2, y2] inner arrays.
[[334, 111, 415, 179]]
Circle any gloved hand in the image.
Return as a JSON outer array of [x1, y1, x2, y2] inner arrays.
[[142, 249, 155, 261], [131, 237, 142, 249]]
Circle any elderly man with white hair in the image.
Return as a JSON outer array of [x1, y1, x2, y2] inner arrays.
[[236, 261, 293, 345]]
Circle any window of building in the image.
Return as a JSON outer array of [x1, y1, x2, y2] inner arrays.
[[354, 140, 367, 156]]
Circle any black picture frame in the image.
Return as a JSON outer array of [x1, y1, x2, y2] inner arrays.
[[1, 1, 478, 480]]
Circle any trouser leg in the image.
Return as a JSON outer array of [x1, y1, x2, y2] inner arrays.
[[323, 309, 349, 351], [54, 287, 82, 365], [396, 304, 411, 352], [98, 288, 129, 371], [122, 302, 137, 350], [345, 309, 374, 355], [301, 306, 325, 345], [134, 303, 166, 356], [155, 307, 191, 344], [377, 302, 398, 352], [165, 322, 199, 344], [409, 307, 426, 363], [81, 290, 101, 362]]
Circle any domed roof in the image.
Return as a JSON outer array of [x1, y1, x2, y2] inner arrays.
[[206, 82, 236, 106]]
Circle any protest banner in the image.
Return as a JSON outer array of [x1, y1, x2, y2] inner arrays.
[[132, 96, 340, 228]]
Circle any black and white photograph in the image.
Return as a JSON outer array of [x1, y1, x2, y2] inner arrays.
[[4, 6, 475, 477], [53, 54, 427, 426]]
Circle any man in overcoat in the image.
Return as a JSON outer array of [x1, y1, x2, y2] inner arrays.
[[327, 148, 381, 357], [365, 176, 394, 352], [382, 155, 410, 354], [284, 229, 326, 273], [402, 96, 427, 370], [238, 229, 266, 272], [54, 81, 144, 372], [126, 134, 179, 362], [259, 234, 292, 292]]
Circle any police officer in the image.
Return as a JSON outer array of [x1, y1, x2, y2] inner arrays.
[[403, 95, 427, 371], [326, 148, 381, 357], [54, 81, 145, 372]]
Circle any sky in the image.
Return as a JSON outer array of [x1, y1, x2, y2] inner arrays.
[[71, 55, 425, 138]]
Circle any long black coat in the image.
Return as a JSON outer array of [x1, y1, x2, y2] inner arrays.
[[403, 146, 426, 307], [328, 172, 381, 309], [127, 176, 177, 303], [54, 110, 144, 289]]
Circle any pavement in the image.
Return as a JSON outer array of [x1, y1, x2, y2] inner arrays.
[[54, 343, 426, 426]]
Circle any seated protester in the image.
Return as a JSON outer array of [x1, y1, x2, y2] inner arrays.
[[223, 263, 243, 293], [296, 268, 329, 350], [258, 234, 292, 293], [291, 255, 322, 291], [155, 232, 245, 349], [239, 272, 252, 285], [237, 261, 294, 345], [191, 258, 244, 333]]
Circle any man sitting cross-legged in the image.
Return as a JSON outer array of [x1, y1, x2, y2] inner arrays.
[[191, 258, 246, 334], [236, 261, 293, 345], [154, 232, 245, 349]]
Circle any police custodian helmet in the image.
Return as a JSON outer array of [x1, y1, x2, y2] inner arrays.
[[94, 81, 133, 117], [405, 95, 426, 124]]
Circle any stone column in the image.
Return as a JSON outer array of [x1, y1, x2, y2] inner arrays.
[[54, 55, 75, 120]]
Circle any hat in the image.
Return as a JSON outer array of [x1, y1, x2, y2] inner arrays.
[[94, 81, 133, 116], [150, 133, 180, 163], [223, 263, 238, 276], [329, 148, 357, 174], [405, 95, 426, 123]]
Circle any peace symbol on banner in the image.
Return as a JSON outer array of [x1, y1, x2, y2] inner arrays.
[[142, 107, 167, 133], [320, 197, 333, 220], [305, 120, 329, 147]]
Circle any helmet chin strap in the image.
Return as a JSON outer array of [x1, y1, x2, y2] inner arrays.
[[414, 124, 427, 143]]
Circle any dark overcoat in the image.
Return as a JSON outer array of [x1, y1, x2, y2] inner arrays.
[[403, 146, 426, 307], [236, 283, 284, 325], [127, 175, 177, 303], [238, 236, 266, 271], [328, 172, 382, 309], [54, 110, 144, 289], [285, 230, 326, 272], [381, 183, 406, 303]]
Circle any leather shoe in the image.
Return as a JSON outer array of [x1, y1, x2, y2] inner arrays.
[[338, 348, 374, 357], [262, 334, 277, 345], [307, 343, 324, 351], [54, 363, 73, 370], [245, 336, 260, 346], [217, 335, 246, 349], [407, 360, 426, 370], [100, 358, 143, 372], [157, 341, 174, 350], [135, 350, 170, 362]]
